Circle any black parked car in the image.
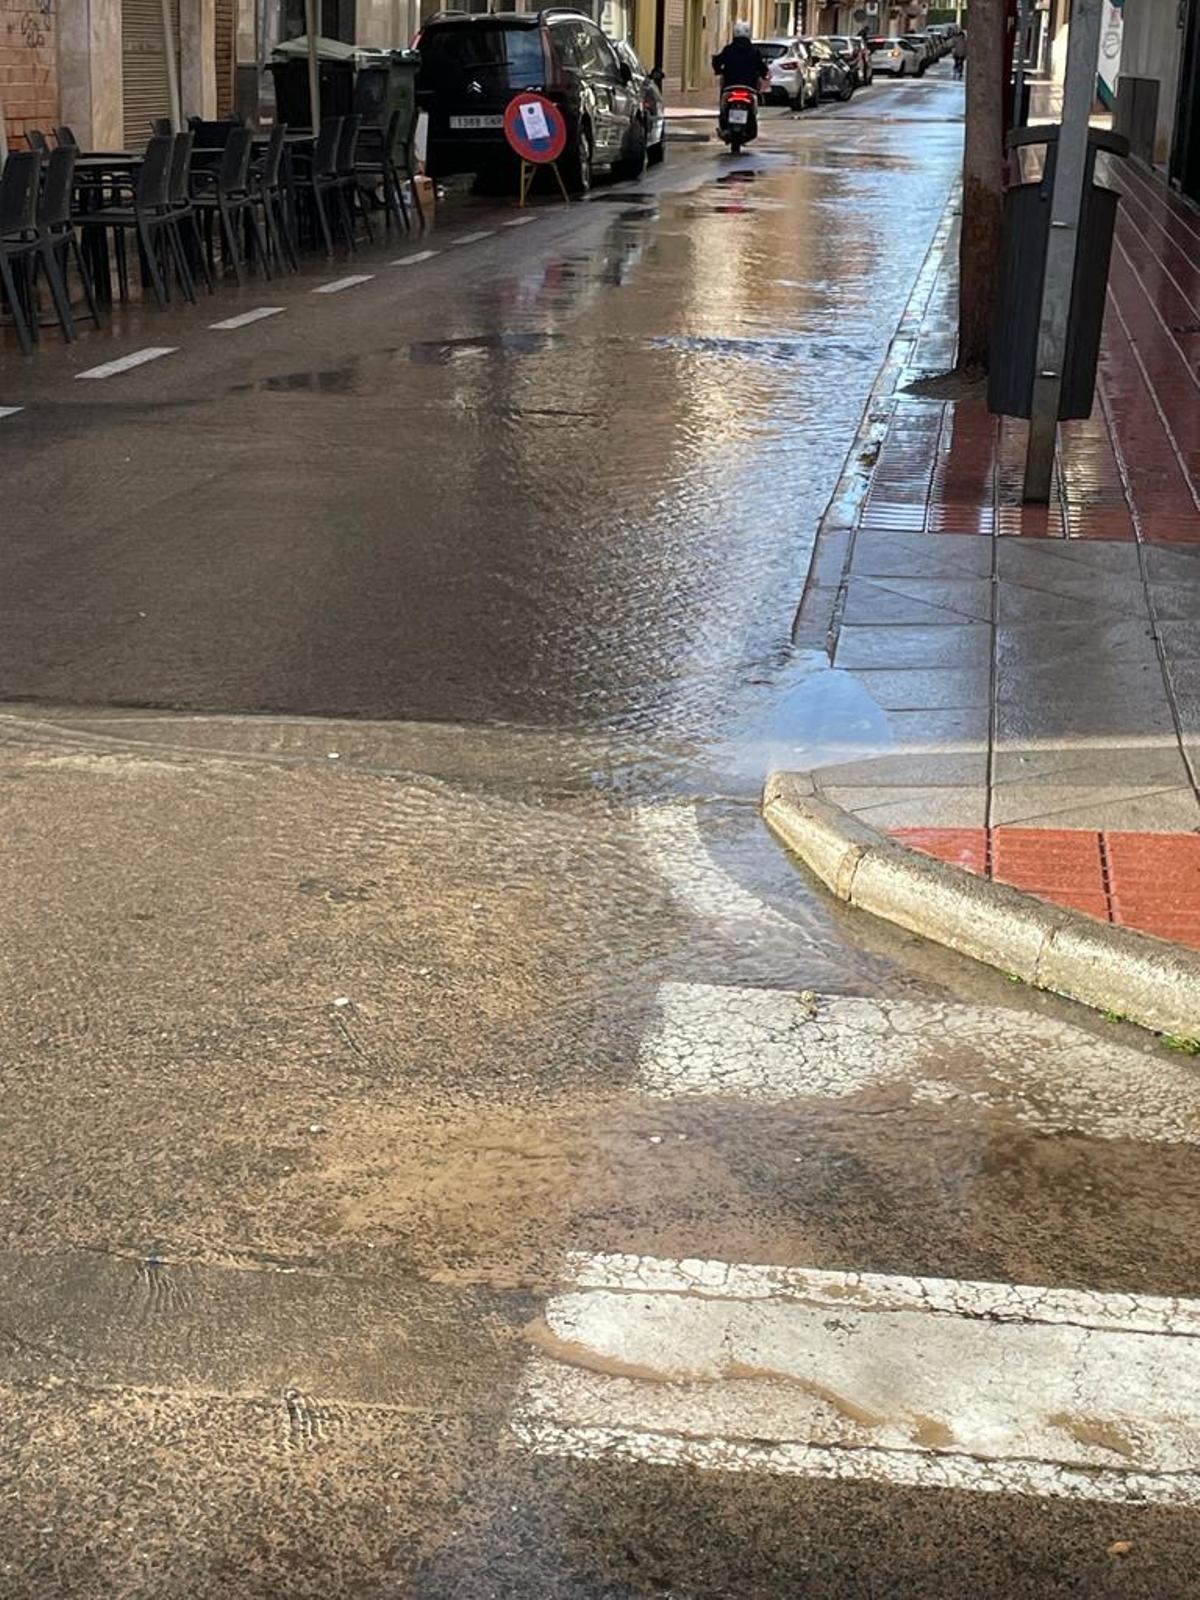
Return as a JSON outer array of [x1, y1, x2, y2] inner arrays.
[[801, 37, 854, 100], [827, 34, 873, 87], [417, 9, 649, 193]]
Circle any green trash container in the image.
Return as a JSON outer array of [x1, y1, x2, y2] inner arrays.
[[353, 47, 420, 144]]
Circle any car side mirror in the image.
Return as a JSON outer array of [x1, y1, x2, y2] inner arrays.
[[619, 60, 633, 83], [650, 66, 664, 85]]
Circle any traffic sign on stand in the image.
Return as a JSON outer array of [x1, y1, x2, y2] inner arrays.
[[503, 92, 572, 206]]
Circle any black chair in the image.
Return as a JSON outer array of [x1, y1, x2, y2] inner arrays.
[[74, 133, 175, 309], [152, 118, 174, 136], [389, 106, 424, 230], [188, 117, 242, 148], [251, 123, 297, 274], [33, 145, 100, 339], [55, 126, 79, 147], [335, 113, 369, 246], [0, 152, 40, 353], [355, 110, 412, 235], [190, 125, 266, 284], [168, 129, 213, 295], [161, 129, 201, 302], [25, 129, 49, 156], [291, 116, 343, 258]]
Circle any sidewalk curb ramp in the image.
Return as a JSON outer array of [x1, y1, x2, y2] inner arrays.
[[763, 771, 1200, 1039]]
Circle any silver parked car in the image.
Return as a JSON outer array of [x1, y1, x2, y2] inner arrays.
[[611, 37, 666, 164]]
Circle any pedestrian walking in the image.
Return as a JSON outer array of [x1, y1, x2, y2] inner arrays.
[[952, 31, 966, 78]]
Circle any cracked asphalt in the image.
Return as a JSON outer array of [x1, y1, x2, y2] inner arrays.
[[2, 69, 1200, 1598]]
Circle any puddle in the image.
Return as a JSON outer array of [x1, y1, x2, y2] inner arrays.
[[233, 367, 364, 394], [408, 331, 560, 363]]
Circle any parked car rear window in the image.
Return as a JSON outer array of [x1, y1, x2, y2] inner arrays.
[[419, 24, 545, 89], [756, 42, 790, 60]]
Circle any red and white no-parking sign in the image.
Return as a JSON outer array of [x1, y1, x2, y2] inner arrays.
[[503, 92, 568, 165]]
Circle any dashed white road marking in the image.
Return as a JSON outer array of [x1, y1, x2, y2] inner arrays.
[[502, 215, 537, 226], [210, 306, 285, 329], [313, 274, 375, 294], [513, 1251, 1200, 1507], [391, 249, 440, 265], [636, 805, 811, 940], [0, 406, 23, 420], [449, 229, 496, 246], [75, 347, 177, 379], [638, 982, 1200, 1143]]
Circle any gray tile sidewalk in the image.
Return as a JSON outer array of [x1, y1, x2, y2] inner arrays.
[[814, 529, 1200, 831], [792, 204, 1200, 835]]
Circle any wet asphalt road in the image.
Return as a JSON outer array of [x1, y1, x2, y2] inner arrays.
[[3, 71, 1200, 1598], [0, 76, 962, 787]]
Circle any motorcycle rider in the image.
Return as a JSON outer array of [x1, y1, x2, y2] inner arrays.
[[712, 19, 768, 93]]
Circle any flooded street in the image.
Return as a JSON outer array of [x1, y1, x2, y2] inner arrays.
[[0, 82, 962, 784], [3, 73, 1200, 1598]]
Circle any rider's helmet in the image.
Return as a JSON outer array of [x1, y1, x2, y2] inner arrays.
[[732, 18, 751, 36]]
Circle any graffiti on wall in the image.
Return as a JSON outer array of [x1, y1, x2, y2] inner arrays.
[[17, 0, 54, 50], [4, 0, 53, 46], [2, 0, 58, 145]]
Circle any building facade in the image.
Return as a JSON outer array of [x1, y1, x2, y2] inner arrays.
[[2, 0, 936, 149], [1119, 0, 1200, 201]]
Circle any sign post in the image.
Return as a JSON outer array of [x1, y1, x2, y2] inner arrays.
[[503, 92, 571, 205], [161, 0, 184, 133], [1021, 0, 1104, 502], [305, 0, 322, 131]]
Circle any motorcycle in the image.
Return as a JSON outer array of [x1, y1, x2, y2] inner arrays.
[[718, 85, 759, 155]]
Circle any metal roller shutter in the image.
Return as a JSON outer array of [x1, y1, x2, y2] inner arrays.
[[122, 0, 181, 148], [665, 0, 685, 86]]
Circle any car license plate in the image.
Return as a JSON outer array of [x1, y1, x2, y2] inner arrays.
[[729, 107, 749, 125], [449, 115, 504, 130]]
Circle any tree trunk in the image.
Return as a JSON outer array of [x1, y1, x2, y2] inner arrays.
[[958, 0, 1007, 371]]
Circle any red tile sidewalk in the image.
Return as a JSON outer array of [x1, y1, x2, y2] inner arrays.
[[894, 827, 1200, 949], [858, 159, 1200, 544]]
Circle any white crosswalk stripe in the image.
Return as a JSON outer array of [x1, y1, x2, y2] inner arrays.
[[636, 807, 812, 939], [507, 948, 1200, 1505], [513, 1250, 1200, 1507], [638, 982, 1200, 1143]]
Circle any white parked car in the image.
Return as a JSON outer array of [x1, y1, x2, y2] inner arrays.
[[868, 36, 912, 76], [760, 37, 822, 106]]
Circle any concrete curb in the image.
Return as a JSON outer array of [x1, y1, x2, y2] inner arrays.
[[762, 771, 1200, 1039]]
